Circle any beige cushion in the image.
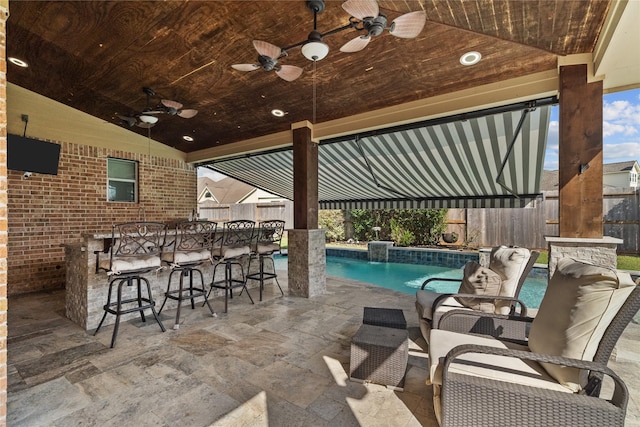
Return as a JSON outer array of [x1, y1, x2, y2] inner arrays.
[[161, 249, 211, 265], [257, 242, 280, 254], [428, 329, 570, 393], [221, 245, 250, 260], [489, 246, 531, 314], [415, 290, 464, 320], [455, 261, 503, 313], [529, 257, 636, 392], [101, 255, 162, 275]]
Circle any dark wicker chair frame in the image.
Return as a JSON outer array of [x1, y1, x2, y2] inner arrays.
[[158, 220, 217, 329], [417, 250, 539, 340], [244, 219, 285, 301], [435, 285, 640, 427], [208, 219, 255, 313], [94, 222, 167, 348]]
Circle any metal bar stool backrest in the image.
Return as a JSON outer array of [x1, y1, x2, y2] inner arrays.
[[219, 220, 255, 260], [255, 220, 285, 255], [168, 220, 217, 266], [107, 222, 167, 275]]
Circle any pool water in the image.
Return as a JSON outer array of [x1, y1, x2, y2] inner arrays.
[[275, 255, 547, 309]]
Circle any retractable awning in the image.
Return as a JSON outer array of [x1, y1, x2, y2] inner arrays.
[[202, 98, 554, 209]]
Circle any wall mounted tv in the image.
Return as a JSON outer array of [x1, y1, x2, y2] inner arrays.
[[8, 134, 61, 175]]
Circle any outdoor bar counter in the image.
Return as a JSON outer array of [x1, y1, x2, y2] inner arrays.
[[63, 229, 276, 331]]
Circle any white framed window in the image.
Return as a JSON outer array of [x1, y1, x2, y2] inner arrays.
[[631, 171, 638, 186], [107, 158, 138, 202]]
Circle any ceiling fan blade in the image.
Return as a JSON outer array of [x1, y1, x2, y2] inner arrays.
[[177, 109, 198, 119], [340, 35, 371, 53], [342, 0, 379, 20], [253, 40, 282, 59], [136, 121, 156, 129], [276, 65, 303, 82], [390, 11, 426, 38], [161, 99, 183, 110], [117, 115, 137, 127], [232, 63, 260, 72]]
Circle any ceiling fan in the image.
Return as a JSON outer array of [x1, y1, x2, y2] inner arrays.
[[117, 87, 198, 128], [231, 40, 304, 82], [339, 0, 427, 53], [231, 0, 426, 81]]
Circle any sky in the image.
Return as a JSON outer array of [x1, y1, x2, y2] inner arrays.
[[544, 87, 640, 170], [199, 87, 640, 180]]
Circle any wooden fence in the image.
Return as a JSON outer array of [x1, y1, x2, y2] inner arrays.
[[198, 201, 294, 229], [448, 188, 639, 253], [198, 188, 639, 253]]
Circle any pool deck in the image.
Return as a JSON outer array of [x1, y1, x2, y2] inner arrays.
[[7, 273, 640, 426]]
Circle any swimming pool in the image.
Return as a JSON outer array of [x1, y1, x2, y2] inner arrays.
[[275, 255, 548, 309]]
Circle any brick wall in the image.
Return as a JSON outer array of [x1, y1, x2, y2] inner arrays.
[[7, 140, 197, 295]]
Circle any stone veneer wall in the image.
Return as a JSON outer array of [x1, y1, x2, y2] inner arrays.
[[546, 237, 621, 279], [7, 141, 198, 295], [1, 1, 8, 421]]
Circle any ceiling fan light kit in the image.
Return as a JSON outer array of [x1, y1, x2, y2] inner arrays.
[[232, 0, 426, 81]]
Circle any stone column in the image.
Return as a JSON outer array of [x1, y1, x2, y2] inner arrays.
[[288, 229, 326, 297], [288, 122, 326, 297], [546, 236, 622, 279]]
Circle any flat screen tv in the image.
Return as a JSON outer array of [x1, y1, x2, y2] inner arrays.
[[8, 134, 61, 175]]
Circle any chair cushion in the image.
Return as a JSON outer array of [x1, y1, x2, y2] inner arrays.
[[529, 257, 636, 392], [489, 246, 531, 314], [103, 255, 162, 275], [428, 329, 570, 393], [415, 290, 464, 320], [161, 249, 211, 265], [221, 245, 250, 260], [257, 242, 280, 254], [455, 261, 503, 313]]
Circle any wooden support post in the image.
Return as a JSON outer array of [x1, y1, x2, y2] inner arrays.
[[292, 122, 318, 230], [558, 64, 603, 238]]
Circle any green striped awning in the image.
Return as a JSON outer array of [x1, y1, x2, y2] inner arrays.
[[202, 98, 553, 209]]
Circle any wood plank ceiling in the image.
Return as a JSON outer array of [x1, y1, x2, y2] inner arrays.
[[6, 0, 610, 153]]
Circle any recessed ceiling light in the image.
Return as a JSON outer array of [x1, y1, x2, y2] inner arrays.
[[182, 135, 194, 142], [8, 57, 28, 68], [460, 51, 482, 66], [271, 109, 285, 117]]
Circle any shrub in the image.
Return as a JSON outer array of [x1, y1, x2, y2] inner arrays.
[[390, 218, 415, 247], [318, 210, 345, 242], [349, 208, 448, 245]]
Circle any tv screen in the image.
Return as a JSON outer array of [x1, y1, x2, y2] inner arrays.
[[7, 134, 61, 175]]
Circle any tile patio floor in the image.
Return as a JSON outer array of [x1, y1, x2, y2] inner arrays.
[[6, 273, 640, 426]]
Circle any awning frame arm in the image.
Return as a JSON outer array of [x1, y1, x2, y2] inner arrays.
[[354, 137, 417, 200], [495, 105, 533, 197]]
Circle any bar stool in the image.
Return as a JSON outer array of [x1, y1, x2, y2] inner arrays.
[[94, 222, 167, 348], [207, 219, 255, 313], [245, 220, 285, 301], [158, 220, 217, 329]]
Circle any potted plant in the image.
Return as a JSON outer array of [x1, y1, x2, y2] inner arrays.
[[442, 232, 459, 244]]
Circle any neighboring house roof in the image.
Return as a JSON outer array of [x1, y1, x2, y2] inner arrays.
[[603, 161, 639, 174], [197, 176, 255, 204], [541, 161, 640, 191]]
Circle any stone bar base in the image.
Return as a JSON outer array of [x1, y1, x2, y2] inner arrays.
[[368, 241, 395, 262], [288, 229, 326, 298], [63, 234, 274, 331], [546, 236, 623, 279]]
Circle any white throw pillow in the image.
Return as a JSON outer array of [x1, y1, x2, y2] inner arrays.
[[455, 261, 503, 313]]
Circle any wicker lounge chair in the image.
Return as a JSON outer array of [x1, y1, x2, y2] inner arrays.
[[428, 258, 639, 426], [415, 246, 539, 343]]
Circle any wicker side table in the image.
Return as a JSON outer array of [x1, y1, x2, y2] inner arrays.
[[350, 324, 409, 390], [363, 307, 407, 329]]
